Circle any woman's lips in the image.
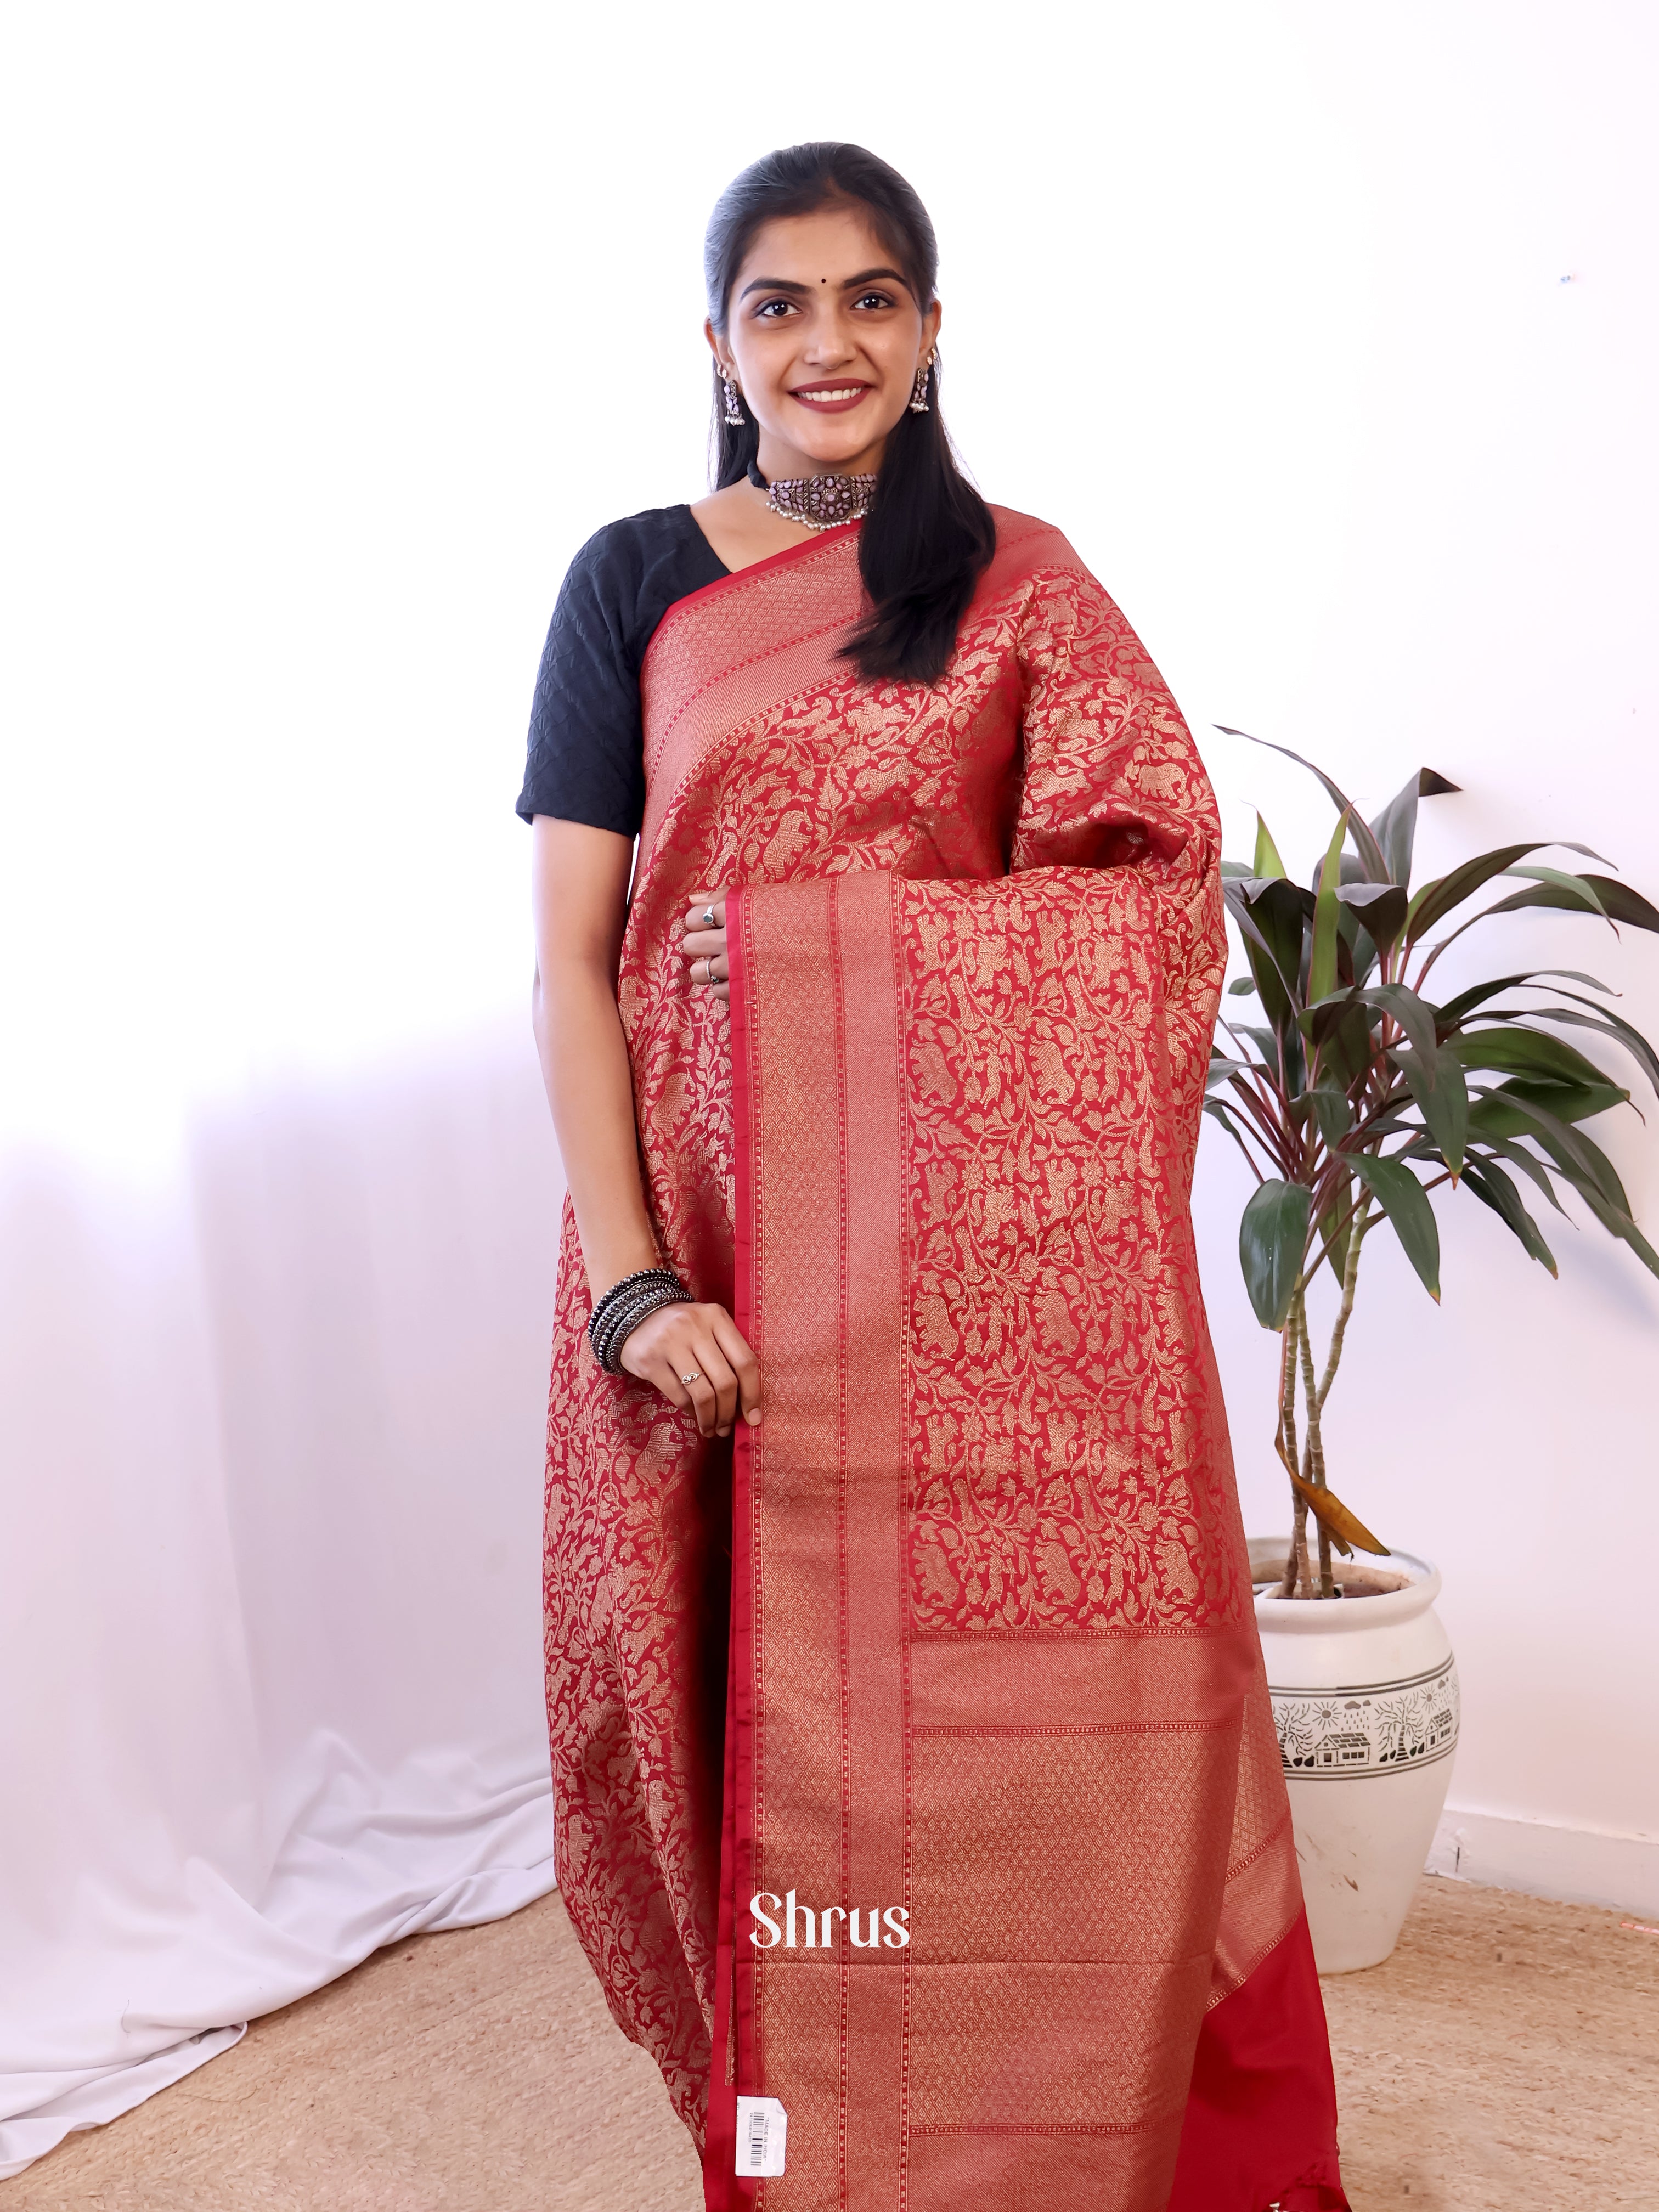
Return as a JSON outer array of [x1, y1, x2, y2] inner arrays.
[[788, 382, 872, 414]]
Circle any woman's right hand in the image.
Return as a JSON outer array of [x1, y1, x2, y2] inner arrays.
[[619, 1296, 761, 1440], [681, 888, 729, 1003]]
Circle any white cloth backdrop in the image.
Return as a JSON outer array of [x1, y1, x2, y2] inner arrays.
[[0, 1037, 564, 2176], [1, 5, 581, 2167], [4, 0, 1656, 2184]]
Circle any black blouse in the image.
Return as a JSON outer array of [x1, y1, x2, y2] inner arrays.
[[516, 507, 729, 836]]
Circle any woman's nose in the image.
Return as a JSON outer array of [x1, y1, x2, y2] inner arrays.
[[802, 320, 857, 366]]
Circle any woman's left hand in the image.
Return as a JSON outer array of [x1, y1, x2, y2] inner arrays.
[[681, 888, 730, 1004]]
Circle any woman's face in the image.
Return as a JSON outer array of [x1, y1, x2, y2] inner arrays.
[[709, 202, 941, 478]]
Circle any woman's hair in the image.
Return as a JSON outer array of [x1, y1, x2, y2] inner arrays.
[[704, 142, 996, 686]]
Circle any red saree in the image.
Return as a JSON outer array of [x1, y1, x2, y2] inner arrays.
[[541, 512, 1347, 2211]]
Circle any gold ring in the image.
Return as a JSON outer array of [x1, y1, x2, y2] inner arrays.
[[681, 1370, 702, 1386]]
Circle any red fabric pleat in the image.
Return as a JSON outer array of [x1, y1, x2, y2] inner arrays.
[[703, 1641, 740, 2208], [1166, 1911, 1350, 2211], [703, 903, 759, 2212]]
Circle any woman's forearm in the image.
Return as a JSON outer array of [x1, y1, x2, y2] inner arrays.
[[533, 963, 661, 1297], [530, 817, 661, 1299], [531, 817, 757, 1438]]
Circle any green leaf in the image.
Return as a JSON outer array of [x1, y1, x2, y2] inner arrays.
[[1576, 1185, 1659, 1281], [1220, 859, 1255, 879], [1482, 874, 1659, 934], [1500, 865, 1609, 916], [1307, 810, 1352, 1005], [1392, 1045, 1469, 1176], [1468, 1089, 1633, 1210], [1470, 1002, 1659, 1099], [1300, 982, 1441, 1085], [1581, 876, 1659, 933], [1438, 969, 1612, 1024], [1225, 879, 1313, 1087], [1349, 1154, 1441, 1300], [1406, 841, 1607, 945], [1364, 982, 1443, 1063], [1226, 1022, 1281, 1062], [1522, 1000, 1659, 1098], [1347, 928, 1382, 991], [1239, 1179, 1312, 1329], [1465, 1131, 1569, 1216], [1447, 1025, 1618, 1090], [1336, 881, 1410, 953], [1223, 882, 1300, 1022], [1367, 766, 1460, 888], [1313, 1164, 1356, 1286], [1253, 811, 1288, 880], [1460, 1159, 1559, 1274], [1308, 1082, 1353, 1150], [1227, 974, 1257, 995], [1490, 1093, 1659, 1279], [1300, 988, 1362, 1052], [1469, 1080, 1631, 1142], [1298, 992, 1386, 1091], [1331, 894, 1364, 990], [1228, 919, 1293, 1039], [1215, 729, 1391, 882]]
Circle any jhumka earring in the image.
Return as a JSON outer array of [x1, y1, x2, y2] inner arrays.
[[721, 370, 745, 426], [908, 358, 932, 414]]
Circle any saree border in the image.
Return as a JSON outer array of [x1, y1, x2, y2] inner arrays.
[[710, 875, 913, 2209], [636, 509, 1087, 867], [664, 520, 862, 629]]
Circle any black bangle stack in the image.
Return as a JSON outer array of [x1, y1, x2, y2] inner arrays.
[[586, 1266, 692, 1373]]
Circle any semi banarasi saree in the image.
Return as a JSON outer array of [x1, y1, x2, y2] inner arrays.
[[541, 511, 1348, 2210]]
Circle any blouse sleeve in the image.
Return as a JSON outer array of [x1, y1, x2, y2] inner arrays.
[[1009, 566, 1226, 1154], [516, 529, 649, 837]]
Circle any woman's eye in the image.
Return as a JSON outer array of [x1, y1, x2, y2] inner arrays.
[[854, 291, 896, 311], [754, 297, 796, 319]]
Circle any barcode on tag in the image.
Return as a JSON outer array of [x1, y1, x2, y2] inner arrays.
[[734, 2094, 787, 2176]]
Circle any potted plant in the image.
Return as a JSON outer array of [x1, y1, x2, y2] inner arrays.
[[1206, 730, 1659, 1971]]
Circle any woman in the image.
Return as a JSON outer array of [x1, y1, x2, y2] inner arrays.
[[522, 143, 1347, 2212]]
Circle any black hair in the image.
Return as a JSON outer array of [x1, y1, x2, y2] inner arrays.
[[704, 142, 996, 686]]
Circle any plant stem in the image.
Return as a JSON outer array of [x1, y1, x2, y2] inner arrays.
[[1296, 1291, 1323, 1483], [1226, 1075, 1295, 1173], [1316, 1193, 1370, 1413], [1289, 1187, 1369, 1301], [1218, 1097, 1282, 1175], [1294, 1293, 1334, 1598], [1276, 1304, 1304, 1598]]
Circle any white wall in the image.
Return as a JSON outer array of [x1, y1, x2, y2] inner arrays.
[[4, 0, 1653, 1933]]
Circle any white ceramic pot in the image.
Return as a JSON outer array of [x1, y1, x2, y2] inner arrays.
[[1251, 1537, 1459, 1974]]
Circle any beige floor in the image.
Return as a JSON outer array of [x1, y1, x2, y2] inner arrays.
[[8, 1878, 1656, 2210]]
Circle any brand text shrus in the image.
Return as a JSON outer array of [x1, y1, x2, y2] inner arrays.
[[748, 1892, 910, 1948]]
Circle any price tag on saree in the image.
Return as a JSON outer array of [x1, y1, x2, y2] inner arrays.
[[735, 2095, 787, 2176]]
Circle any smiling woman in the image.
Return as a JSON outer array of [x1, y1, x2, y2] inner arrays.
[[693, 144, 994, 682], [520, 143, 1349, 2212]]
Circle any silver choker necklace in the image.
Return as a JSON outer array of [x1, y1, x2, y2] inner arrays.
[[748, 461, 876, 532]]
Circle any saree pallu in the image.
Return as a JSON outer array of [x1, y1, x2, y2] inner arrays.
[[541, 511, 1347, 2211]]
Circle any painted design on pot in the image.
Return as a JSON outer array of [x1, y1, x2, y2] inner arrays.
[[1269, 1657, 1459, 1780]]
